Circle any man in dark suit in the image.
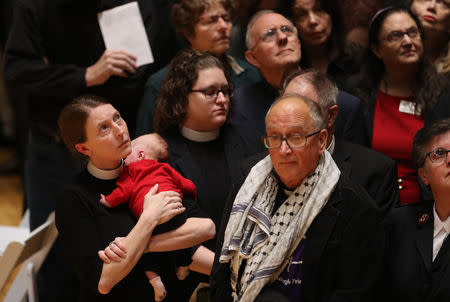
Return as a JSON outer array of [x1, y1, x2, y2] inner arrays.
[[384, 118, 450, 301], [282, 69, 399, 215], [230, 10, 368, 145], [3, 0, 179, 300], [211, 94, 384, 301]]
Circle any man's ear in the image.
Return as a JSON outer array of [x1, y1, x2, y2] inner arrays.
[[327, 105, 338, 128], [418, 167, 429, 186], [318, 128, 328, 154], [75, 143, 90, 156], [245, 50, 260, 69]]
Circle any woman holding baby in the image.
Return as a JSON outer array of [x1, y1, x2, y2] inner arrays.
[[56, 95, 215, 301]]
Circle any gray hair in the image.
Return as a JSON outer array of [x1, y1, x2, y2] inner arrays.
[[282, 69, 338, 111], [245, 10, 277, 49], [412, 118, 450, 169], [265, 93, 326, 131]]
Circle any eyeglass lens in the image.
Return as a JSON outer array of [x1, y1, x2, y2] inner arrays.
[[428, 148, 450, 163], [264, 135, 307, 149], [204, 86, 232, 99], [386, 27, 418, 42], [262, 25, 295, 43]]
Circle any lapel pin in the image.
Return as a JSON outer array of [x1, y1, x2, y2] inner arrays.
[[418, 213, 430, 225]]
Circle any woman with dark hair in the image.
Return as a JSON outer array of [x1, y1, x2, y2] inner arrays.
[[153, 49, 264, 297], [136, 0, 262, 135], [357, 6, 448, 204], [385, 118, 450, 301], [56, 95, 215, 301], [409, 0, 450, 75], [292, 0, 358, 90]]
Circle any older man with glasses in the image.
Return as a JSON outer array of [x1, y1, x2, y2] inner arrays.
[[211, 94, 385, 302], [385, 118, 450, 301], [230, 10, 368, 146]]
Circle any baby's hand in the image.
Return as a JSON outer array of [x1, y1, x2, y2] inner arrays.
[[100, 194, 112, 208]]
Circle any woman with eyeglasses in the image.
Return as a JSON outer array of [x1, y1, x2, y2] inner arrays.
[[136, 0, 262, 135], [409, 0, 450, 75], [356, 6, 448, 204], [153, 49, 264, 299], [384, 118, 450, 301]]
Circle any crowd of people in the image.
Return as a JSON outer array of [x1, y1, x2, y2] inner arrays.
[[1, 0, 449, 301]]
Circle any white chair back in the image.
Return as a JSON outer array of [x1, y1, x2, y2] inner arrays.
[[0, 211, 58, 302]]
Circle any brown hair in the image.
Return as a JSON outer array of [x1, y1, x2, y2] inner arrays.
[[154, 49, 232, 133], [412, 118, 450, 169], [171, 0, 233, 46], [58, 95, 107, 155]]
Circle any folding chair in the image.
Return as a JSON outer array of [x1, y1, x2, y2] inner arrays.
[[0, 211, 57, 302]]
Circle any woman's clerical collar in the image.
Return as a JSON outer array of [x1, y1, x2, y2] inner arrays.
[[181, 126, 219, 142], [87, 159, 124, 180]]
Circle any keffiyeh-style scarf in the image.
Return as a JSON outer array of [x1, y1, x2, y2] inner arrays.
[[219, 151, 340, 302]]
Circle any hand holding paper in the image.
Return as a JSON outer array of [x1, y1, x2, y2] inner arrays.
[[85, 50, 137, 87]]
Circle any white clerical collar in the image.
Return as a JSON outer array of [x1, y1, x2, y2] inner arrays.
[[327, 135, 336, 155], [87, 159, 123, 180], [181, 126, 220, 142], [433, 204, 450, 236]]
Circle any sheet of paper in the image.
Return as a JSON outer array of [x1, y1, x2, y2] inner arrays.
[[98, 2, 154, 67]]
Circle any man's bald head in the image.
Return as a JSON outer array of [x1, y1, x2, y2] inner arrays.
[[266, 94, 326, 131], [282, 69, 338, 112], [281, 70, 339, 143]]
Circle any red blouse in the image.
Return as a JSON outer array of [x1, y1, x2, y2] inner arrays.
[[371, 90, 424, 204]]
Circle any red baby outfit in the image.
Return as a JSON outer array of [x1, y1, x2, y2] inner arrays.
[[106, 159, 196, 217]]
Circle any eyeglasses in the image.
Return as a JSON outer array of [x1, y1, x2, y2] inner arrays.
[[385, 27, 420, 42], [263, 130, 321, 149], [251, 25, 296, 49], [198, 13, 231, 25], [415, 0, 450, 9], [190, 86, 233, 100], [425, 148, 450, 164]]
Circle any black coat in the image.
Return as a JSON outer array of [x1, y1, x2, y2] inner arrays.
[[384, 201, 450, 302], [162, 124, 265, 250], [210, 153, 385, 302], [231, 80, 368, 146], [332, 139, 400, 215], [3, 0, 180, 133]]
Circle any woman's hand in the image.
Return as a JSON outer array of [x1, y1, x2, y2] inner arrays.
[[97, 184, 184, 264], [98, 237, 127, 263], [142, 184, 185, 225]]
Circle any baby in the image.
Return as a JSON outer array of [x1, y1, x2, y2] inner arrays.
[[100, 134, 196, 301]]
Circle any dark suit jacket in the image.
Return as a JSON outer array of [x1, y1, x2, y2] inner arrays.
[[210, 153, 385, 302], [384, 201, 450, 302], [231, 80, 368, 146], [332, 139, 400, 215]]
